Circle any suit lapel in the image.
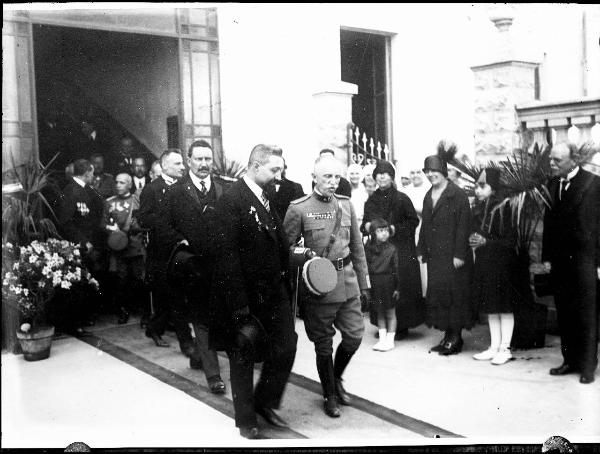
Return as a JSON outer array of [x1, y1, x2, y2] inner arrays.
[[563, 169, 593, 208], [240, 179, 278, 242], [183, 176, 201, 206], [431, 183, 454, 217]]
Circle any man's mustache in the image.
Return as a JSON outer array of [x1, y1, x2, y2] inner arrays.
[[198, 166, 211, 172]]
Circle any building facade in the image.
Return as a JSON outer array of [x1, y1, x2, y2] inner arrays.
[[3, 4, 600, 192]]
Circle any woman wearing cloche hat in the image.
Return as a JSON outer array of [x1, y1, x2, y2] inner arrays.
[[417, 141, 474, 356]]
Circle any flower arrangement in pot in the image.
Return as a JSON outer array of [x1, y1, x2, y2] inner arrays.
[[2, 239, 99, 360]]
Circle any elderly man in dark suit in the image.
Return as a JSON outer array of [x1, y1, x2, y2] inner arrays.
[[210, 144, 297, 439], [543, 142, 600, 384], [156, 140, 226, 394], [138, 149, 193, 354], [266, 157, 305, 221]]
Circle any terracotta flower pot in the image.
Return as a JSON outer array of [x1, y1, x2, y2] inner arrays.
[[16, 326, 55, 361]]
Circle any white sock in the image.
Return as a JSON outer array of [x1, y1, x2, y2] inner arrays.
[[488, 314, 501, 351], [499, 313, 514, 351]]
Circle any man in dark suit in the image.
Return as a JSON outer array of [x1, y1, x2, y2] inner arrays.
[[138, 149, 193, 354], [56, 159, 105, 335], [210, 144, 297, 439], [266, 157, 305, 220], [543, 142, 600, 384], [311, 149, 352, 197], [131, 156, 152, 195], [156, 140, 226, 394]]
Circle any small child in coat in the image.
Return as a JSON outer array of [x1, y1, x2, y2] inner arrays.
[[365, 218, 400, 351]]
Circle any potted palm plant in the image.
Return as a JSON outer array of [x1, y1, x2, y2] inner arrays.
[[2, 152, 62, 353]]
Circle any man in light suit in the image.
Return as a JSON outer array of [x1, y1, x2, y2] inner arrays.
[[156, 140, 226, 394], [543, 142, 600, 384], [210, 144, 297, 439]]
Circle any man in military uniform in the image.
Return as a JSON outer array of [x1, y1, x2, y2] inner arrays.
[[103, 173, 146, 324], [283, 155, 370, 418]]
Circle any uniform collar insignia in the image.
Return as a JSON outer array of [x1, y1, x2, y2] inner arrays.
[[313, 190, 331, 203]]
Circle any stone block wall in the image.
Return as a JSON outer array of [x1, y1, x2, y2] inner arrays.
[[473, 62, 539, 162]]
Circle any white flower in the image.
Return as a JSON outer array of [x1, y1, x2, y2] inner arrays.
[[5, 242, 13, 249], [13, 263, 19, 270], [38, 281, 45, 288], [60, 281, 71, 290], [23, 288, 29, 296], [14, 286, 22, 295], [89, 278, 99, 289], [29, 255, 38, 263]]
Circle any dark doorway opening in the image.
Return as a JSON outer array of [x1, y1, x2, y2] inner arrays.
[[32, 24, 179, 171], [340, 29, 390, 150]]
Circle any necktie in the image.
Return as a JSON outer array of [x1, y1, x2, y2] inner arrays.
[[138, 181, 143, 190], [200, 181, 207, 196], [261, 191, 270, 213], [559, 178, 569, 201]]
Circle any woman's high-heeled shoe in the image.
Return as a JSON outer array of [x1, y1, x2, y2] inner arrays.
[[439, 339, 463, 355]]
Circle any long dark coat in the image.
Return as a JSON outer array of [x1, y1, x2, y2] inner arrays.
[[418, 181, 473, 330], [542, 168, 599, 375], [471, 196, 519, 314], [209, 179, 297, 354], [155, 175, 224, 321], [362, 187, 424, 330], [57, 180, 104, 246]]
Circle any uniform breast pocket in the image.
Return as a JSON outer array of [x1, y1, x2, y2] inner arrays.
[[339, 218, 352, 241], [304, 220, 327, 246]]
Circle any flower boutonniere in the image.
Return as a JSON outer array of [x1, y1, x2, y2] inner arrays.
[[249, 206, 263, 231]]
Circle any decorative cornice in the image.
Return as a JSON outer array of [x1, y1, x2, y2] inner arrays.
[[517, 98, 600, 125]]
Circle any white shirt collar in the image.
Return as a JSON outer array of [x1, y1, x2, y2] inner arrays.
[[564, 166, 579, 182], [243, 175, 265, 201], [189, 172, 211, 192], [73, 176, 86, 188], [161, 174, 176, 186]]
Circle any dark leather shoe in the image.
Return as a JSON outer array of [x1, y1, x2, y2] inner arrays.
[[255, 406, 289, 428], [549, 364, 578, 376], [239, 426, 267, 439], [430, 339, 447, 352], [207, 376, 226, 394], [145, 329, 170, 347], [190, 356, 203, 370], [438, 340, 463, 356], [335, 378, 351, 406], [324, 396, 340, 418], [579, 374, 595, 384]]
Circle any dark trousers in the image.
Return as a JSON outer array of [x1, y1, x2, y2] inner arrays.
[[227, 291, 297, 429], [147, 270, 193, 348], [191, 321, 220, 380], [552, 261, 598, 375]]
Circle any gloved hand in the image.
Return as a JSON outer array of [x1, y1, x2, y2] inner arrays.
[[360, 289, 371, 302]]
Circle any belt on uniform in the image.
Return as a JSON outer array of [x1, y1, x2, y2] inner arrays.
[[331, 255, 351, 271]]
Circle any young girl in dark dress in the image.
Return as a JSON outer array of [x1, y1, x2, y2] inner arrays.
[[470, 168, 518, 365], [365, 218, 401, 352]]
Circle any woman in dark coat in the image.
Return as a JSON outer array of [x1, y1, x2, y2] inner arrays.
[[470, 168, 518, 365], [417, 153, 473, 355], [361, 161, 424, 339]]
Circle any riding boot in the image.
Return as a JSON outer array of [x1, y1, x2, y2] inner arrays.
[[333, 345, 355, 405], [316, 354, 340, 417]]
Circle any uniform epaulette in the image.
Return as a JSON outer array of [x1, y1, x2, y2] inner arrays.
[[289, 194, 311, 205], [333, 193, 350, 200]]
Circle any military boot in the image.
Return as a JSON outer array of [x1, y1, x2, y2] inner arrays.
[[316, 354, 340, 418], [333, 345, 355, 406]]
